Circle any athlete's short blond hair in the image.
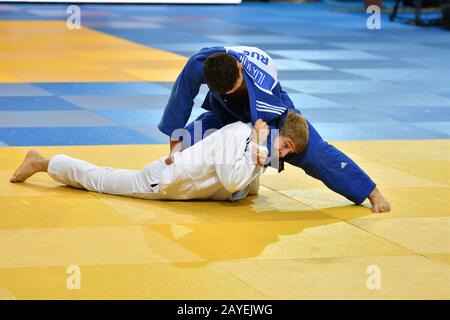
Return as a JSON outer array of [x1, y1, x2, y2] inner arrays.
[[280, 112, 309, 153]]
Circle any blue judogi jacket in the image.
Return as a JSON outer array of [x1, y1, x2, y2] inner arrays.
[[158, 46, 298, 157]]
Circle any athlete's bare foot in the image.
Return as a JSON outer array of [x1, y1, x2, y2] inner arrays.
[[10, 150, 48, 183], [369, 187, 391, 213]]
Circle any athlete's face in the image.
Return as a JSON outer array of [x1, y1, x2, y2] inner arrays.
[[275, 136, 298, 158], [225, 62, 244, 95]]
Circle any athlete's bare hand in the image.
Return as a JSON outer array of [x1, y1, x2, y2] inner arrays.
[[253, 119, 269, 145], [252, 145, 268, 166], [165, 140, 182, 165]]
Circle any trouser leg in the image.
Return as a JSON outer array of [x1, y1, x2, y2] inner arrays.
[[47, 154, 162, 198]]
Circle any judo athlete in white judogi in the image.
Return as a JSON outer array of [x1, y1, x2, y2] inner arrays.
[[9, 113, 309, 201]]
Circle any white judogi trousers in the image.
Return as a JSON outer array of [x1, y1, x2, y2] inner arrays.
[[48, 154, 165, 200]]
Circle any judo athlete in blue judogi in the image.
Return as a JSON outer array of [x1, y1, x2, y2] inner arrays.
[[158, 46, 391, 213]]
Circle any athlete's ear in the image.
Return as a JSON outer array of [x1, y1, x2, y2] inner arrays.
[[237, 62, 243, 71]]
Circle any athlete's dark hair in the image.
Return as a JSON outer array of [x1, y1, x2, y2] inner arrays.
[[204, 52, 240, 94]]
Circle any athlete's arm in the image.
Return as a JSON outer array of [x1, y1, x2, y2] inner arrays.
[[214, 122, 268, 193]]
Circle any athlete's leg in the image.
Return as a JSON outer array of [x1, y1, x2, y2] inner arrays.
[[10, 150, 163, 199], [284, 121, 390, 212]]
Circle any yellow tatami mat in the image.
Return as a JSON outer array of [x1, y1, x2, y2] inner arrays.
[[0, 140, 449, 299], [0, 21, 187, 83]]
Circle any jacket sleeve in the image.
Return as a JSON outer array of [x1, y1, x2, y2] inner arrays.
[[213, 129, 263, 193], [158, 56, 206, 136]]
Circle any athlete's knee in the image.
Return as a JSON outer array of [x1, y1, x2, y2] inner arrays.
[[248, 177, 260, 195]]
